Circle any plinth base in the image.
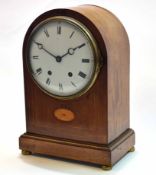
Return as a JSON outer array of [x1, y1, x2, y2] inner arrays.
[[19, 129, 135, 169]]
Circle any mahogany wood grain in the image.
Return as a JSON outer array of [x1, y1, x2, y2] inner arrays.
[[19, 129, 135, 166], [19, 5, 135, 168], [23, 6, 108, 144], [71, 5, 130, 143]]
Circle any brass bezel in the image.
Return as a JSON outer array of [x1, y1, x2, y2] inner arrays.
[[26, 16, 101, 100]]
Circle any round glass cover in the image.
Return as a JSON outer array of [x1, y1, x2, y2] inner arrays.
[[27, 17, 99, 99]]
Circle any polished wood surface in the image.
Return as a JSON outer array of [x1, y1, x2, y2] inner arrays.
[[20, 129, 135, 166], [22, 5, 108, 144], [19, 5, 135, 168], [72, 5, 130, 143]]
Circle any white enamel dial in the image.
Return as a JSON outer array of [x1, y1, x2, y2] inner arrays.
[[28, 17, 99, 98]]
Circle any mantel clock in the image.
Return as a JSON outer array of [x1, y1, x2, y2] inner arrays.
[[19, 5, 135, 170]]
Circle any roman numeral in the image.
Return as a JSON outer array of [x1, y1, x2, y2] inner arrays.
[[33, 56, 39, 59], [44, 28, 49, 37], [59, 83, 63, 91], [71, 81, 77, 87], [82, 59, 90, 63], [46, 78, 51, 85], [78, 71, 86, 79], [69, 31, 75, 38], [35, 68, 42, 75], [57, 25, 61, 34]]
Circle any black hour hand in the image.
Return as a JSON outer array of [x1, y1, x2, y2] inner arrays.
[[60, 43, 86, 59], [74, 43, 86, 50]]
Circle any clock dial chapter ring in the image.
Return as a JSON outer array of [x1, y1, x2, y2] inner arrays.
[[26, 16, 101, 100]]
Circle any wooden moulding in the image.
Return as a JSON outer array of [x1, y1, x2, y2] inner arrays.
[[19, 129, 135, 167], [20, 5, 135, 169]]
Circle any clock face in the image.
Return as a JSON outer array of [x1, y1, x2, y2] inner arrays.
[[27, 17, 100, 99]]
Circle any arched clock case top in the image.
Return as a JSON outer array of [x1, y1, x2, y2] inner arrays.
[[19, 5, 135, 170]]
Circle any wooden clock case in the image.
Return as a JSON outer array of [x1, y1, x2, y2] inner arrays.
[[19, 5, 135, 169]]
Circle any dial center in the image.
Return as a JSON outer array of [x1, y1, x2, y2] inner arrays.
[[56, 56, 62, 62]]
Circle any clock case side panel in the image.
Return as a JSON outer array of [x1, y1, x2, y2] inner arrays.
[[71, 5, 132, 143], [22, 9, 108, 144], [19, 6, 135, 168], [98, 7, 131, 143]]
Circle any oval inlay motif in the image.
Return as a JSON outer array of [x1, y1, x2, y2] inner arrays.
[[54, 108, 75, 122]]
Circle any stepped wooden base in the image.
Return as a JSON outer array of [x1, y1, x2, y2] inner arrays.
[[19, 129, 135, 169]]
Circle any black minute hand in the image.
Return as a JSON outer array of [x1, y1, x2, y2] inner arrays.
[[34, 41, 57, 59]]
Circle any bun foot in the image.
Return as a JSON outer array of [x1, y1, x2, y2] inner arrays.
[[128, 146, 135, 153], [101, 165, 112, 170], [21, 150, 32, 155]]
